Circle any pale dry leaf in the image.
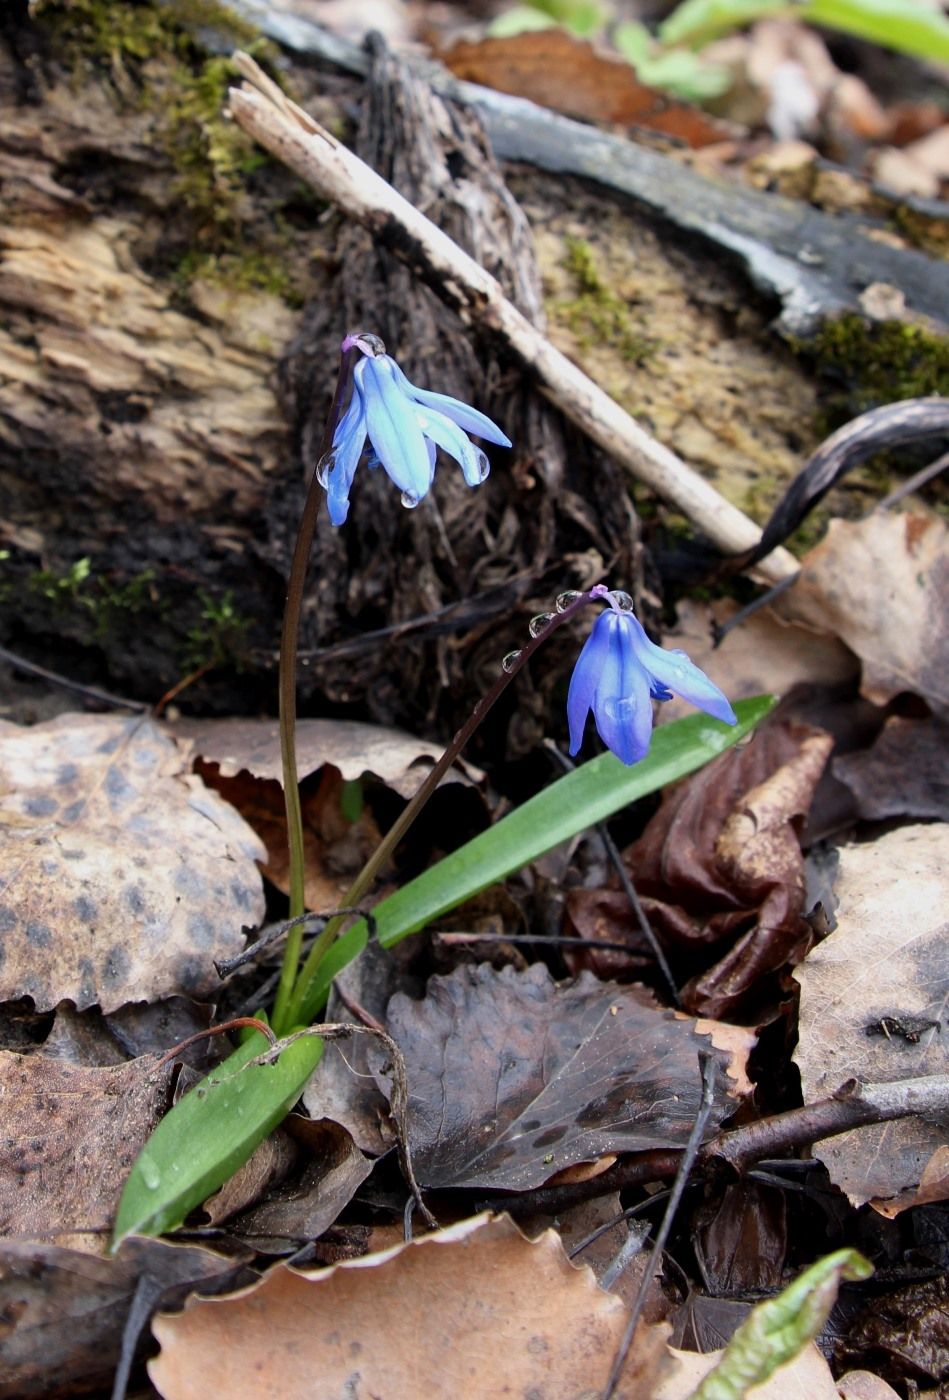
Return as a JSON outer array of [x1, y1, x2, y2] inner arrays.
[[836, 1372, 903, 1400], [659, 596, 857, 726], [382, 963, 748, 1191], [655, 1341, 840, 1398], [149, 1212, 670, 1399], [171, 715, 480, 797], [779, 512, 949, 717], [0, 1049, 172, 1254], [793, 824, 949, 1211], [0, 713, 265, 1012]]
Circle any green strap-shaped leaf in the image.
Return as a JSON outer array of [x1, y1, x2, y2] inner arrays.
[[117, 698, 771, 1242], [298, 697, 774, 1022], [686, 1248, 873, 1399], [659, 0, 949, 62], [112, 1030, 324, 1248]]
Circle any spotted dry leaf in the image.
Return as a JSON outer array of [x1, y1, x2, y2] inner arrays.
[[0, 713, 264, 1012]]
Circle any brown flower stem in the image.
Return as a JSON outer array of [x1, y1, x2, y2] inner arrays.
[[283, 588, 603, 1029], [271, 341, 359, 1036]]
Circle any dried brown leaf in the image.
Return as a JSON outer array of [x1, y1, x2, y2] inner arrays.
[[381, 963, 747, 1191], [780, 512, 949, 717], [0, 1237, 241, 1399], [150, 1213, 670, 1399], [227, 1119, 373, 1252], [660, 599, 858, 727], [567, 718, 832, 1019], [0, 1049, 172, 1253], [833, 716, 949, 823], [0, 713, 265, 1012], [171, 715, 479, 797], [794, 824, 949, 1212], [441, 30, 736, 148]]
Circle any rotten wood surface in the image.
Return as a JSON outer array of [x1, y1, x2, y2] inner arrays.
[[229, 0, 949, 335]]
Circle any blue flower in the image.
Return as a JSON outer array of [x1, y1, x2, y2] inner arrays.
[[318, 337, 512, 526], [567, 590, 737, 765]]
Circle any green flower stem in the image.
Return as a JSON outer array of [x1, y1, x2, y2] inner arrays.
[[271, 342, 359, 1037], [282, 589, 600, 1030]]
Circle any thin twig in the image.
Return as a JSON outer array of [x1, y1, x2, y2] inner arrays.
[[0, 643, 149, 712], [227, 54, 797, 586], [474, 1071, 949, 1218], [254, 1023, 437, 1229], [543, 740, 679, 1006], [602, 1052, 718, 1399]]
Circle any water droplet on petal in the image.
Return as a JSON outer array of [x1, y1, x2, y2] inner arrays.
[[139, 1154, 161, 1191], [555, 590, 583, 612], [475, 450, 490, 483], [315, 451, 336, 488], [401, 490, 420, 509], [528, 612, 555, 638], [603, 696, 638, 724], [502, 649, 523, 673], [611, 590, 634, 611]]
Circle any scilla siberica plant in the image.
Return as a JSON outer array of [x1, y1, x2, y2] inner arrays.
[[115, 330, 760, 1246]]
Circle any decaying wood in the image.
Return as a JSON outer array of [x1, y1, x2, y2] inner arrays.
[[229, 1, 949, 336], [231, 53, 799, 585]]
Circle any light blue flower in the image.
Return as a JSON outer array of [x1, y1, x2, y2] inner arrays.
[[567, 589, 737, 765], [318, 338, 511, 526]]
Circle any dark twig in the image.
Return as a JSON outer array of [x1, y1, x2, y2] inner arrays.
[[214, 908, 377, 978], [0, 643, 149, 712], [153, 1017, 277, 1072], [543, 741, 679, 1006], [475, 1073, 949, 1220], [602, 1052, 718, 1399]]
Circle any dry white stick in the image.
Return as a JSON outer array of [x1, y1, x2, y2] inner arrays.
[[229, 54, 798, 583]]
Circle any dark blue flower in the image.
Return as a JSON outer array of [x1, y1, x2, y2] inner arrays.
[[318, 338, 511, 526], [567, 589, 737, 765]]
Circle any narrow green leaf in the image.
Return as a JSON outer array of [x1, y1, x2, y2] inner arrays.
[[298, 697, 774, 1022], [801, 0, 949, 64], [112, 1031, 323, 1247], [659, 0, 789, 48], [686, 1248, 873, 1398]]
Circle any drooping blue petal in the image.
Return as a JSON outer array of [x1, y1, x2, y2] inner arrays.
[[356, 356, 431, 501], [567, 608, 614, 756], [624, 612, 737, 725], [415, 407, 489, 488], [390, 362, 512, 447], [590, 612, 654, 765], [325, 390, 367, 526]]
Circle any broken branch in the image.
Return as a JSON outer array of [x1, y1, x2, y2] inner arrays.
[[227, 54, 798, 585]]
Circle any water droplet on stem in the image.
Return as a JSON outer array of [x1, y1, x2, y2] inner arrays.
[[528, 612, 555, 638], [502, 650, 523, 673], [555, 590, 583, 612]]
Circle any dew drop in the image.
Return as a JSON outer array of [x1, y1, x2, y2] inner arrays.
[[528, 612, 555, 638], [139, 1155, 161, 1191], [315, 451, 336, 488], [502, 649, 523, 673], [611, 590, 634, 611], [476, 450, 490, 483], [555, 590, 583, 612], [603, 696, 638, 724], [401, 490, 420, 509]]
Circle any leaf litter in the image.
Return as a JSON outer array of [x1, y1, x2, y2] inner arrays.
[[148, 1212, 671, 1400], [794, 823, 949, 1213], [379, 962, 750, 1191], [0, 713, 265, 1012]]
